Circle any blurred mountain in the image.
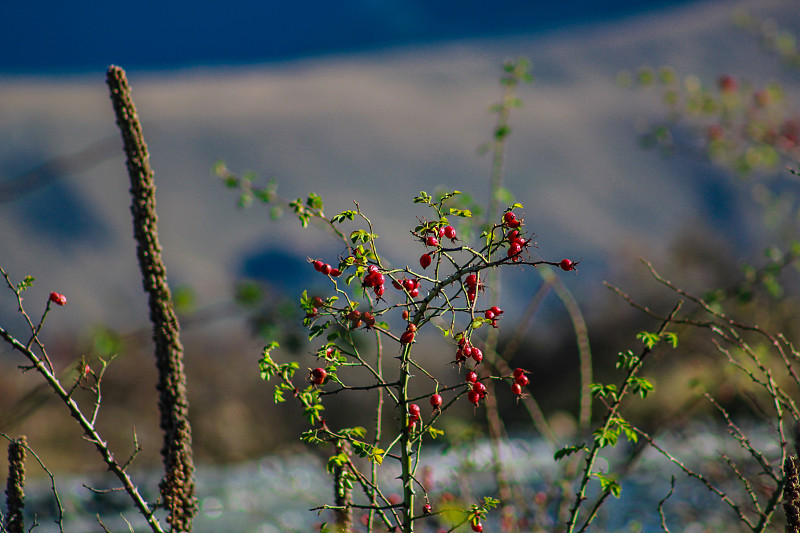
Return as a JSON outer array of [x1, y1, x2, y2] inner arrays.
[[2, 0, 797, 335]]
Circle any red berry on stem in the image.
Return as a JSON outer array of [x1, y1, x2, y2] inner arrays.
[[426, 236, 439, 247], [310, 367, 327, 385], [465, 274, 478, 288], [320, 263, 332, 275], [484, 309, 495, 320], [312, 260, 324, 272], [408, 403, 421, 416], [503, 211, 516, 225], [471, 522, 483, 532], [472, 382, 487, 396], [423, 504, 432, 515], [466, 371, 478, 383], [490, 306, 503, 316], [400, 330, 415, 344], [515, 374, 529, 387], [443, 225, 456, 240], [471, 347, 483, 363], [49, 292, 67, 306], [430, 394, 443, 409], [513, 368, 526, 379], [329, 268, 341, 277], [467, 390, 481, 405], [420, 253, 432, 269], [511, 383, 523, 396], [559, 258, 577, 271]]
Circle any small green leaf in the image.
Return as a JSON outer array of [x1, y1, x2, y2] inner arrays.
[[554, 444, 586, 461], [596, 473, 622, 498], [427, 427, 444, 439], [15, 276, 35, 292], [637, 331, 660, 349], [449, 208, 473, 217]]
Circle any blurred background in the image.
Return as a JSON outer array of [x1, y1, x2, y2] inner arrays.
[[3, 0, 800, 530]]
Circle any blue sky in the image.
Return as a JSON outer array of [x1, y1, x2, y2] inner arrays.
[[5, 1, 697, 74]]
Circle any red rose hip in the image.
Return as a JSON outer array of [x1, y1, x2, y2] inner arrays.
[[49, 292, 67, 306]]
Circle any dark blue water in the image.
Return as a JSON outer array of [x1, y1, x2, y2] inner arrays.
[[4, 1, 700, 74]]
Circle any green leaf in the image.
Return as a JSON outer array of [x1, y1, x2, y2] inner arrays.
[[331, 210, 357, 224], [309, 323, 330, 340], [306, 192, 324, 210], [427, 427, 444, 439], [482, 497, 500, 509], [637, 331, 660, 349], [15, 276, 35, 292], [554, 444, 586, 461], [630, 377, 655, 399], [615, 350, 638, 370], [371, 448, 385, 465], [349, 230, 374, 244], [303, 403, 325, 425], [595, 473, 622, 498], [662, 332, 679, 348], [413, 191, 432, 204], [590, 382, 618, 401], [326, 452, 348, 473], [237, 192, 253, 208], [449, 208, 473, 217]]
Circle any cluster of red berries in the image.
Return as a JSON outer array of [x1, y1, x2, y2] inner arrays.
[[455, 336, 483, 364], [362, 264, 386, 297], [464, 273, 482, 303], [506, 229, 528, 262], [311, 259, 342, 277], [392, 277, 421, 298], [49, 292, 67, 306], [503, 210, 521, 228], [503, 211, 531, 262], [419, 225, 457, 269], [511, 368, 529, 396], [400, 323, 416, 344], [468, 380, 487, 405], [346, 309, 376, 329], [484, 305, 503, 327], [407, 403, 421, 429]]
